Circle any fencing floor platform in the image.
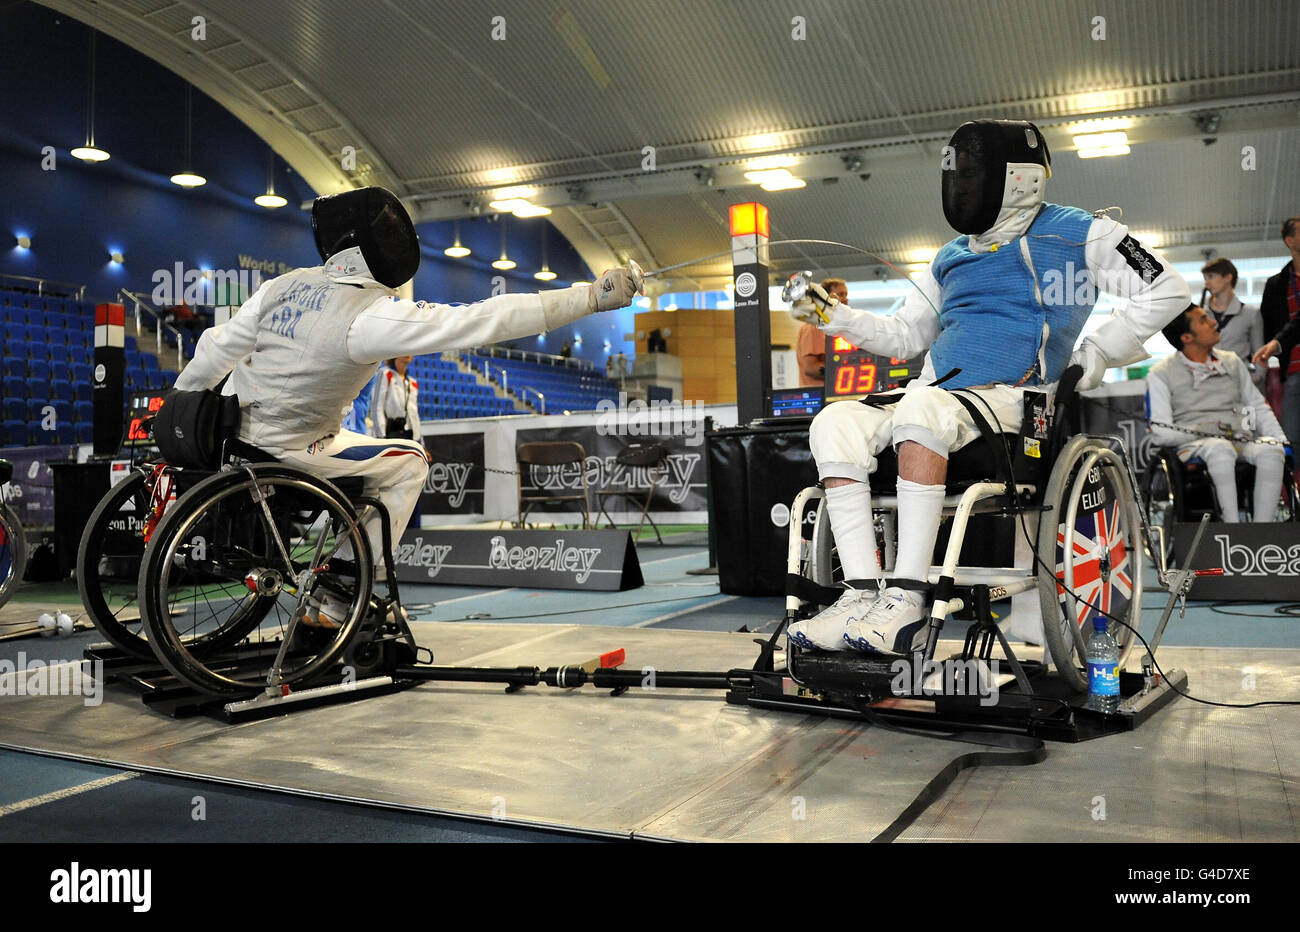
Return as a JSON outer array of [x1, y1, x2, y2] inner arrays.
[[1, 621, 1297, 842]]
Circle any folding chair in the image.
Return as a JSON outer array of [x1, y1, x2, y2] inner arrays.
[[516, 441, 590, 528], [594, 442, 668, 544]]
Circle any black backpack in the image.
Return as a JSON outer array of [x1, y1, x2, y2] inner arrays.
[[150, 386, 241, 469]]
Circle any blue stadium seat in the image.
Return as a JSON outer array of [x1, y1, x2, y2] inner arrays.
[[2, 422, 27, 446], [49, 379, 74, 402], [1, 358, 23, 379], [2, 376, 24, 400], [157, 368, 178, 387], [124, 335, 137, 352], [74, 401, 94, 424], [54, 423, 74, 444], [125, 349, 141, 368], [75, 423, 93, 443], [24, 420, 43, 443], [141, 354, 159, 370], [2, 398, 23, 420], [71, 362, 92, 383], [27, 359, 50, 382]]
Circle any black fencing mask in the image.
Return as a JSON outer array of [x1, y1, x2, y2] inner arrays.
[[941, 121, 1051, 236], [312, 186, 421, 288]]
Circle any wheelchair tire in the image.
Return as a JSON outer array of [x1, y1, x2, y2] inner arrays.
[[0, 502, 26, 611], [1277, 463, 1299, 522], [808, 492, 842, 596], [78, 469, 273, 660], [1141, 450, 1182, 568], [138, 465, 373, 696], [1037, 436, 1142, 694]]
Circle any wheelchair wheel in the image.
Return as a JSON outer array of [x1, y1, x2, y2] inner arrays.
[[78, 468, 273, 659], [1141, 450, 1182, 566], [0, 501, 26, 611], [808, 493, 842, 595], [138, 466, 373, 696], [1276, 463, 1300, 522], [1037, 436, 1142, 694]]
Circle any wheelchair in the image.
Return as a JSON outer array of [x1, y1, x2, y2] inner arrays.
[[0, 459, 27, 610], [1142, 443, 1299, 564], [782, 367, 1145, 697], [78, 393, 416, 698]]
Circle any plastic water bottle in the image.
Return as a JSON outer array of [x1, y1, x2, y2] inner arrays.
[[1086, 616, 1120, 714]]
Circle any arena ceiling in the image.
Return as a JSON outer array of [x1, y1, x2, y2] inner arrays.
[[38, 0, 1300, 289]]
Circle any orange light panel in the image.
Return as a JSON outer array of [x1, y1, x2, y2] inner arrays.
[[832, 336, 858, 352], [729, 202, 769, 238]]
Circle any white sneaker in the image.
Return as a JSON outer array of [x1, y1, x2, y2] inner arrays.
[[843, 586, 930, 655], [787, 586, 878, 651]]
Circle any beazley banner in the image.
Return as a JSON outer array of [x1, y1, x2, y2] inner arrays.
[[391, 528, 644, 591]]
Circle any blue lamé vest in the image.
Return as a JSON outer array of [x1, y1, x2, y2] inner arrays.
[[929, 203, 1095, 389]]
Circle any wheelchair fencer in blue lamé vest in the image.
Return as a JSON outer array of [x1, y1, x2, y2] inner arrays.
[[929, 203, 1096, 390]]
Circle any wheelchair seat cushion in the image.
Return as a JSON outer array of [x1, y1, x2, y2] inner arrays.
[[870, 434, 1018, 493]]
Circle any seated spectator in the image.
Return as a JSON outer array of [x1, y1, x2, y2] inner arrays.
[[1150, 305, 1288, 522]]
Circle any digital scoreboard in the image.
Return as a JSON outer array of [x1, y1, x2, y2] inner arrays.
[[824, 336, 924, 398], [125, 392, 166, 447]]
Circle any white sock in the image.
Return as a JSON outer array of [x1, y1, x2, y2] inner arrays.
[[1253, 450, 1285, 522], [894, 478, 945, 583], [824, 482, 880, 582]]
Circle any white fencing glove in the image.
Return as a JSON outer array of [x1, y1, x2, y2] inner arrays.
[[1068, 343, 1109, 391], [538, 264, 642, 330], [788, 281, 838, 326]]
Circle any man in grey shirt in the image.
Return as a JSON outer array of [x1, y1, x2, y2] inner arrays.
[[1148, 305, 1287, 522]]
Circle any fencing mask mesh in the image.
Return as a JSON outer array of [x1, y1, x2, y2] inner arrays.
[[941, 121, 1051, 236], [312, 186, 421, 288]]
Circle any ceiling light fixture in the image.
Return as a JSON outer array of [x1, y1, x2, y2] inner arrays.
[[491, 219, 516, 270], [1074, 130, 1130, 158], [170, 84, 206, 187], [444, 219, 471, 258], [253, 145, 286, 207], [71, 29, 110, 162], [534, 224, 556, 280]]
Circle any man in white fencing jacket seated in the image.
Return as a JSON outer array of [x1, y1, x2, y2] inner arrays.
[[1148, 304, 1288, 522], [786, 120, 1189, 656], [173, 186, 639, 623]]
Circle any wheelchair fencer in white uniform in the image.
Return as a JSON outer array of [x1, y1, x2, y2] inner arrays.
[[132, 187, 642, 695], [784, 120, 1191, 692]]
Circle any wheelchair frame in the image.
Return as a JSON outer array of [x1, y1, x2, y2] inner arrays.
[[81, 440, 420, 711]]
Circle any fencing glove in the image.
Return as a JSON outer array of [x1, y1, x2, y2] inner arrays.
[[538, 265, 641, 331]]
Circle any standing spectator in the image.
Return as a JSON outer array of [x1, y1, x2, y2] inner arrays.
[[1200, 258, 1264, 387], [1252, 216, 1300, 447], [796, 277, 847, 387], [605, 354, 616, 379], [559, 342, 572, 358], [371, 356, 420, 439], [614, 351, 629, 381]]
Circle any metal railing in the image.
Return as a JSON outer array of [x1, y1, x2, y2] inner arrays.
[[481, 359, 509, 394], [118, 290, 187, 370], [519, 386, 546, 415], [0, 272, 87, 300], [474, 345, 596, 372]]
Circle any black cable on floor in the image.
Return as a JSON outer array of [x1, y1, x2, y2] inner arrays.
[[845, 699, 1046, 843]]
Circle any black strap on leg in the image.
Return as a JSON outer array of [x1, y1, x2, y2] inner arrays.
[[949, 391, 1012, 497]]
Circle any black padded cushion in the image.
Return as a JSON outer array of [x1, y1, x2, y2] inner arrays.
[[869, 435, 1017, 494]]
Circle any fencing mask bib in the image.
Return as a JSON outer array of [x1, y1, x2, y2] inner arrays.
[[942, 120, 1051, 237], [312, 186, 421, 288]]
